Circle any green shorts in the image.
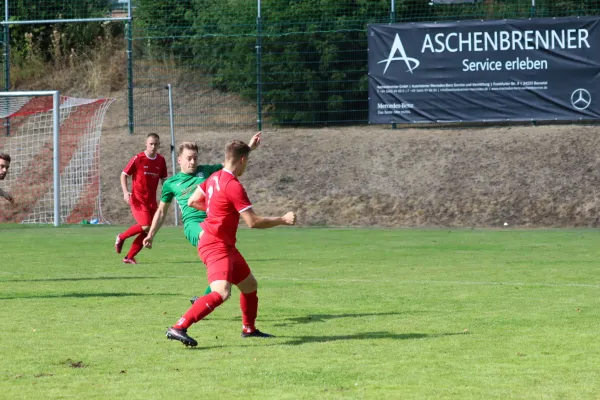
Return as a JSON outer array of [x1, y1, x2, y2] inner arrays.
[[184, 221, 203, 248]]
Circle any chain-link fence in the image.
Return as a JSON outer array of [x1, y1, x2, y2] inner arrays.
[[1, 1, 599, 134], [1, 0, 131, 133], [132, 0, 600, 133]]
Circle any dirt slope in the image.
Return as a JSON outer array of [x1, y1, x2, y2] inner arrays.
[[101, 96, 600, 228]]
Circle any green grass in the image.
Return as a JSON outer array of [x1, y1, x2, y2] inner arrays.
[[1, 225, 600, 399]]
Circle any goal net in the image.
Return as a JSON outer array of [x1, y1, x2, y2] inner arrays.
[[0, 92, 114, 225]]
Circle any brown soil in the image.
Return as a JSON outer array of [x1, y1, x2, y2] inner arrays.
[[101, 94, 600, 228]]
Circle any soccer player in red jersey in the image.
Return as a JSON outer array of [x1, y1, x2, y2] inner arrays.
[[115, 133, 168, 264], [0, 152, 13, 203], [165, 140, 296, 347]]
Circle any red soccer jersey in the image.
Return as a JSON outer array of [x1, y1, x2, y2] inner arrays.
[[199, 169, 252, 246], [123, 151, 168, 210]]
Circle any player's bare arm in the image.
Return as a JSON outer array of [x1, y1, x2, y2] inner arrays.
[[248, 131, 261, 151], [240, 208, 296, 229], [0, 188, 13, 203], [143, 201, 170, 249], [187, 186, 206, 211], [120, 172, 131, 204]]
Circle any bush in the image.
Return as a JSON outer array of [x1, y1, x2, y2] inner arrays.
[[134, 0, 600, 124]]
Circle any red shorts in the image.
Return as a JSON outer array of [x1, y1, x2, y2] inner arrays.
[[198, 240, 251, 285], [130, 203, 156, 226]]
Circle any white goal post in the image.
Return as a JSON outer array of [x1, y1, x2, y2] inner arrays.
[[0, 91, 114, 226]]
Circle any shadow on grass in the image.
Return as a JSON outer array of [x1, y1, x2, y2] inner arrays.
[[0, 276, 161, 283], [142, 261, 199, 265], [270, 312, 404, 326], [0, 292, 178, 300], [279, 331, 467, 346], [181, 331, 467, 350]]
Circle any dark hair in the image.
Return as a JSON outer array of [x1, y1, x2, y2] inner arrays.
[[225, 140, 251, 162], [147, 133, 160, 141], [177, 141, 199, 156], [0, 152, 10, 163]]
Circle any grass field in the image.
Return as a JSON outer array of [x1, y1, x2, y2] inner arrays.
[[1, 225, 599, 399]]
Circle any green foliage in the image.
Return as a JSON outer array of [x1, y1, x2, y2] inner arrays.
[[9, 0, 110, 20], [8, 0, 117, 71], [134, 0, 600, 125]]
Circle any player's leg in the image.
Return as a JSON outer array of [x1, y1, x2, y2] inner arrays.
[[189, 285, 213, 305], [124, 228, 149, 264], [170, 280, 227, 329], [115, 203, 146, 254], [233, 249, 273, 338], [185, 222, 212, 302], [123, 207, 153, 264], [166, 243, 231, 346], [115, 225, 144, 254]]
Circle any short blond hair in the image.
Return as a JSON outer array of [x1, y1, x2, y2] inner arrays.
[[178, 141, 198, 156]]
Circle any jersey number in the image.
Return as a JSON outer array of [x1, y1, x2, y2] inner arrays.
[[206, 176, 221, 212]]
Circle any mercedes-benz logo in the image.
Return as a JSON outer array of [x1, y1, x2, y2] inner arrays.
[[571, 88, 591, 110]]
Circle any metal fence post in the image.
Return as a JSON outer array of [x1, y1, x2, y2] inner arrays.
[[390, 0, 397, 130], [531, 0, 536, 127], [4, 0, 9, 137], [127, 0, 134, 135], [256, 0, 263, 132], [166, 84, 179, 226]]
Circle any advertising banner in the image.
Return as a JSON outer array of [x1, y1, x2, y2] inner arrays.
[[368, 17, 600, 123]]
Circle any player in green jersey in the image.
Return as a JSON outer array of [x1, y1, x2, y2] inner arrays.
[[143, 133, 261, 295], [143, 132, 260, 249]]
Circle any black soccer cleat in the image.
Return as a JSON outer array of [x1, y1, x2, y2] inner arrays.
[[190, 296, 199, 305], [241, 329, 275, 338], [166, 327, 198, 347]]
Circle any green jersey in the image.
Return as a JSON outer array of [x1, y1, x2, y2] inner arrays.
[[161, 164, 223, 245]]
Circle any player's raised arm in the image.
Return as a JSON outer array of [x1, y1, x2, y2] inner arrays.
[[187, 185, 207, 211], [240, 208, 296, 229], [248, 131, 261, 151], [143, 201, 170, 249]]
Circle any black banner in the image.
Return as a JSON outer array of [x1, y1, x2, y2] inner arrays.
[[368, 17, 600, 123]]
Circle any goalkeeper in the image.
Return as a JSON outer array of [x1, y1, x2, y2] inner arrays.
[[143, 133, 261, 295]]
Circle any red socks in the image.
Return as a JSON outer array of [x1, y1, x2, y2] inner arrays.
[[126, 232, 147, 259], [240, 291, 258, 333], [174, 291, 224, 330], [172, 291, 258, 332], [119, 224, 144, 240]]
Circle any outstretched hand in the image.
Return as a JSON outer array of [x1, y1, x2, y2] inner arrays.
[[249, 131, 261, 151], [282, 211, 297, 226], [142, 236, 153, 249]]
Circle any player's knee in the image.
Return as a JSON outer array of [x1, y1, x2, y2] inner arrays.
[[210, 281, 232, 301], [238, 274, 258, 293], [215, 288, 231, 301], [246, 276, 258, 292]]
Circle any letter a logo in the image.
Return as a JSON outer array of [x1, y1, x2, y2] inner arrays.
[[378, 34, 420, 75]]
